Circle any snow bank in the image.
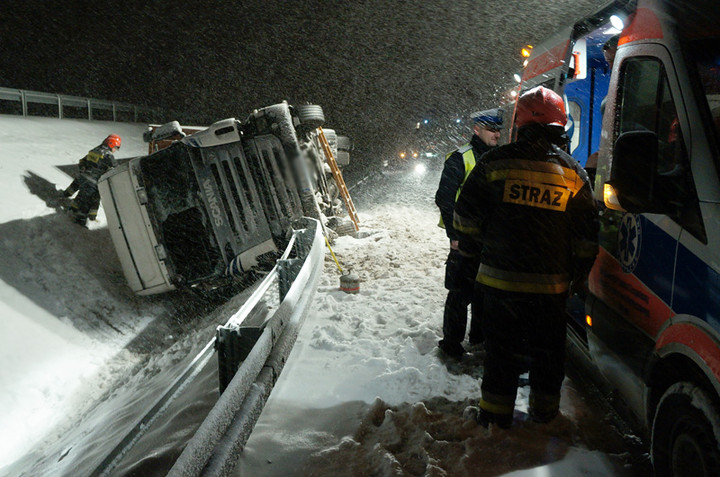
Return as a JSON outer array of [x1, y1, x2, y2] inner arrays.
[[238, 171, 642, 476], [0, 116, 157, 467]]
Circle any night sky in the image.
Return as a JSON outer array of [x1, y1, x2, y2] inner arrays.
[[1, 0, 605, 175]]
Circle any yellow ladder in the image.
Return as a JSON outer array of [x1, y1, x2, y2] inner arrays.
[[317, 127, 360, 231]]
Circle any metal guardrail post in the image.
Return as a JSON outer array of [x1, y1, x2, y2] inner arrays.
[[170, 218, 324, 477], [277, 258, 301, 301], [87, 98, 92, 120], [58, 95, 63, 119], [21, 90, 27, 116], [296, 225, 312, 258]]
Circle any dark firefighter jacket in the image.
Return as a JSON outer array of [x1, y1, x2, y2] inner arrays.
[[453, 131, 599, 294], [435, 134, 493, 241], [79, 144, 118, 183]]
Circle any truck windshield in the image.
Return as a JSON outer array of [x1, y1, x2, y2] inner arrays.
[[689, 40, 720, 147]]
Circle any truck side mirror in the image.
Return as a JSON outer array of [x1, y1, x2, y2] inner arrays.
[[609, 130, 658, 213]]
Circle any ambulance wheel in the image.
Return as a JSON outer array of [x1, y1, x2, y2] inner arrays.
[[652, 382, 720, 477], [296, 104, 325, 130]]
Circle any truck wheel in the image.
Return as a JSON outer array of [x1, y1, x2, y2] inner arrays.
[[652, 382, 720, 477], [296, 104, 325, 130], [323, 128, 337, 148], [321, 128, 338, 158]]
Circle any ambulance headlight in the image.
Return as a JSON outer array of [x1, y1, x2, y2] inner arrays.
[[603, 183, 626, 211]]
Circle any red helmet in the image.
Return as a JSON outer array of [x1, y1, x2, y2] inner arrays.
[[515, 86, 567, 128], [103, 134, 122, 149]]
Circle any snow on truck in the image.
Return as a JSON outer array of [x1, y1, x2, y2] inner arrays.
[[98, 101, 354, 295], [512, 0, 720, 474]]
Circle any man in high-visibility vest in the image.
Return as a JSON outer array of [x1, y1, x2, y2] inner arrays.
[[434, 108, 503, 359]]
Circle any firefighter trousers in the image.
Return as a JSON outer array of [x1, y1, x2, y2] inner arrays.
[[70, 175, 100, 223], [479, 286, 567, 423]]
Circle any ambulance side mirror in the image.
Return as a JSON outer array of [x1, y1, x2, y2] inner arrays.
[[609, 130, 661, 213]]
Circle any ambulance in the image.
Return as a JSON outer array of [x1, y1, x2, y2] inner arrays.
[[514, 0, 720, 474]]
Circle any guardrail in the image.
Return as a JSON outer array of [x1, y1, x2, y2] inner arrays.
[[0, 86, 163, 123], [169, 217, 324, 476], [91, 217, 324, 476]]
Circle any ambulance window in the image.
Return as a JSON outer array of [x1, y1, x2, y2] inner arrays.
[[656, 76, 687, 177], [689, 40, 720, 157], [617, 57, 705, 242], [617, 59, 662, 134], [617, 58, 689, 172]]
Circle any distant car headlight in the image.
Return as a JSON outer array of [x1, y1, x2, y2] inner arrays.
[[413, 163, 427, 175]]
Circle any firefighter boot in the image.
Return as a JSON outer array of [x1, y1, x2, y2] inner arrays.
[[477, 408, 512, 429], [528, 392, 560, 424], [74, 214, 88, 227], [71, 207, 88, 227], [438, 339, 465, 359]]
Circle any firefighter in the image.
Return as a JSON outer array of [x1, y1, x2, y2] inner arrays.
[[434, 108, 503, 359], [64, 134, 121, 226], [453, 87, 598, 427]]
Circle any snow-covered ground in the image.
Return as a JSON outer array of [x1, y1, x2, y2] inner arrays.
[[237, 170, 646, 476], [0, 116, 157, 468], [0, 115, 647, 476]]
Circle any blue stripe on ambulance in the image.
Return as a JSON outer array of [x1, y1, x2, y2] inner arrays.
[[631, 216, 675, 306], [629, 215, 720, 328], [673, 238, 720, 327]]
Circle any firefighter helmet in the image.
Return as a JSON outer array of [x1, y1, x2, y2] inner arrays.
[[515, 86, 567, 128], [103, 134, 122, 149]]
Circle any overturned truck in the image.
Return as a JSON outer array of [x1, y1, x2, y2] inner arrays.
[[98, 102, 354, 295]]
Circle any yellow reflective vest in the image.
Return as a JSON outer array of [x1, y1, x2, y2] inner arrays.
[[438, 144, 476, 228]]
